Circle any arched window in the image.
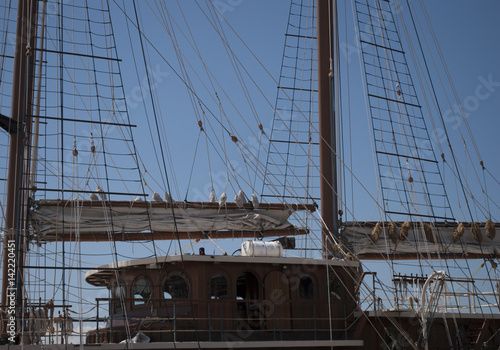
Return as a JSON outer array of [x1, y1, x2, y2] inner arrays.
[[133, 277, 152, 305], [236, 272, 261, 330], [236, 272, 259, 300], [210, 274, 228, 299], [299, 275, 314, 299], [164, 274, 189, 299], [327, 275, 345, 301]]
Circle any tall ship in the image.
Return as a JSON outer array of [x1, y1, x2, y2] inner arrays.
[[0, 0, 499, 349]]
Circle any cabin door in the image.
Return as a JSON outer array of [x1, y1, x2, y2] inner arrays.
[[264, 271, 291, 329]]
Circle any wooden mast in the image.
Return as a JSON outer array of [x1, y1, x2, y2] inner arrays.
[[317, 0, 338, 258], [1, 0, 38, 339]]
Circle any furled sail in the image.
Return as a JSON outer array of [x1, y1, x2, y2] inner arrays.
[[31, 200, 313, 241], [342, 221, 500, 258]]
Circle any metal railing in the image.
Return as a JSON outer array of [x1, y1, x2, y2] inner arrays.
[[88, 297, 350, 344], [356, 272, 500, 315]]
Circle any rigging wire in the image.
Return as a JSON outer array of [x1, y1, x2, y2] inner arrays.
[[121, 0, 166, 192], [405, 0, 499, 315], [131, 1, 202, 347], [135, 0, 376, 230], [112, 0, 233, 138], [7, 0, 499, 346]]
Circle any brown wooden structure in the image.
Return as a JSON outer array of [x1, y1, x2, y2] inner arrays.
[[85, 254, 360, 345]]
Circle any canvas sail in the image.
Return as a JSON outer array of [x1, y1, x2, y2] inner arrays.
[[30, 200, 311, 241], [342, 221, 500, 258]]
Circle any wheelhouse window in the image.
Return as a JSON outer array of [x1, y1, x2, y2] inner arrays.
[[210, 274, 228, 299], [133, 277, 152, 305], [236, 272, 259, 300], [299, 275, 314, 299], [236, 272, 261, 330], [164, 274, 189, 299], [327, 275, 345, 300]]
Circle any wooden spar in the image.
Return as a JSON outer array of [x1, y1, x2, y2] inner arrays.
[[317, 0, 338, 258], [36, 228, 309, 243], [1, 0, 38, 337]]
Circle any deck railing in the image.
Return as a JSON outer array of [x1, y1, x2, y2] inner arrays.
[[357, 273, 500, 315], [87, 297, 351, 344]]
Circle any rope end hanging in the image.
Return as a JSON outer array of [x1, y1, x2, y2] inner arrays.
[[152, 192, 162, 202], [235, 190, 245, 208], [471, 222, 483, 244], [486, 219, 495, 240], [209, 191, 216, 203], [219, 192, 227, 207], [251, 193, 259, 208], [95, 186, 106, 201]]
